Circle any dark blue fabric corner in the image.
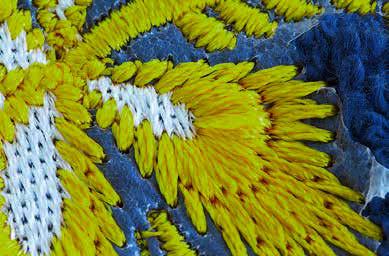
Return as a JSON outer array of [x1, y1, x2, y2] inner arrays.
[[363, 193, 389, 256], [294, 13, 389, 168]]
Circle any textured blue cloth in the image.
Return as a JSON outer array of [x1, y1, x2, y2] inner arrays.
[[295, 13, 389, 169]]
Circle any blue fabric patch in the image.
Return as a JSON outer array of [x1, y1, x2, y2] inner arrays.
[[294, 13, 389, 169]]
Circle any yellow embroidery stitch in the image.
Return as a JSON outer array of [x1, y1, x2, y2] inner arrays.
[[142, 210, 197, 256]]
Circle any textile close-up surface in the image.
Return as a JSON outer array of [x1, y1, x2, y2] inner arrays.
[[0, 0, 388, 255]]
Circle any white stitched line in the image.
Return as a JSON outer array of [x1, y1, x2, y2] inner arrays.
[[0, 23, 47, 71], [88, 77, 196, 139], [0, 20, 67, 256], [0, 93, 4, 109], [1, 94, 70, 256]]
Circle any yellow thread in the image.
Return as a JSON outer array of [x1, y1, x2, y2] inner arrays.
[[0, 66, 6, 81], [331, 0, 377, 14], [3, 96, 29, 124], [154, 60, 211, 93], [206, 62, 255, 82], [83, 90, 102, 109], [0, 212, 22, 256], [239, 65, 299, 90], [155, 133, 179, 207], [143, 211, 196, 256], [26, 28, 45, 50], [7, 10, 32, 39], [134, 121, 157, 178], [134, 59, 172, 87], [112, 106, 135, 151], [64, 6, 87, 30], [80, 59, 107, 80], [268, 99, 336, 121], [0, 144, 6, 171], [215, 0, 277, 37], [36, 10, 57, 31], [96, 98, 117, 128], [55, 99, 92, 126], [0, 0, 17, 22], [54, 169, 125, 254], [174, 10, 237, 51], [0, 110, 14, 142], [33, 0, 56, 9], [135, 231, 152, 256], [55, 117, 105, 161], [111, 61, 137, 83], [261, 0, 323, 21]]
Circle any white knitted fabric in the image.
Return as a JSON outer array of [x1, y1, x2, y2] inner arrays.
[[88, 77, 196, 138], [0, 23, 46, 71], [0, 23, 68, 256], [1, 94, 69, 256]]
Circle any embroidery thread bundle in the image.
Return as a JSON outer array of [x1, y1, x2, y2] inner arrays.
[[139, 210, 197, 256]]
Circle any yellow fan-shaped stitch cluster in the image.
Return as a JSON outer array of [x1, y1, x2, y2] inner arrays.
[[86, 60, 382, 256], [141, 211, 197, 256]]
